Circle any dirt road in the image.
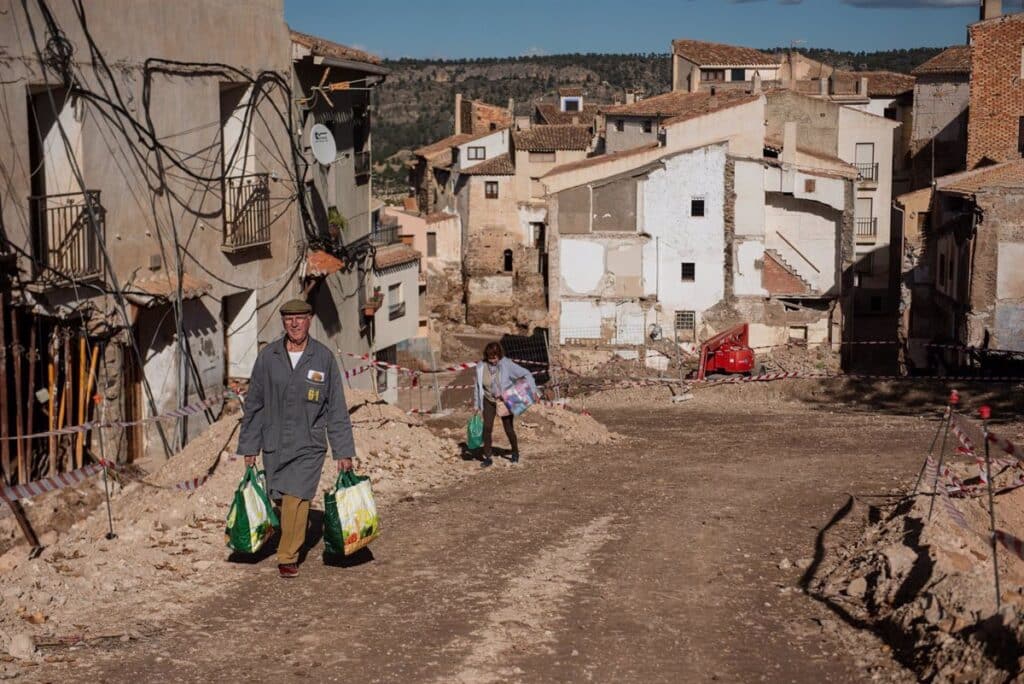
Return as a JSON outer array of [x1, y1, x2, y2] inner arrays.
[[36, 401, 934, 682]]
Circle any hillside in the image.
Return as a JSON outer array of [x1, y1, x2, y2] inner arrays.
[[372, 46, 946, 193]]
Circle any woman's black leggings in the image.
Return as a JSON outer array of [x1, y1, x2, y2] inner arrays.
[[482, 399, 518, 456]]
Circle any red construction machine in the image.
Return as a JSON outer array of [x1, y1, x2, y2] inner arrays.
[[696, 323, 757, 380]]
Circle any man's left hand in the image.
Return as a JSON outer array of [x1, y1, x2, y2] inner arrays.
[[337, 457, 354, 473]]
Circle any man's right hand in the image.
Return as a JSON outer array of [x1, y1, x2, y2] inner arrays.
[[243, 455, 257, 468]]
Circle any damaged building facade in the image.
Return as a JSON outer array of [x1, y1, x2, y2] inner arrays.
[[0, 1, 399, 484]]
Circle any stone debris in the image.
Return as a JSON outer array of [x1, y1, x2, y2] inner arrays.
[[0, 388, 607, 655]]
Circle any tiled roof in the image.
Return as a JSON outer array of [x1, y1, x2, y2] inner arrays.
[[671, 39, 778, 67], [460, 153, 515, 176], [414, 127, 506, 160], [603, 90, 760, 124], [373, 244, 420, 271], [764, 137, 858, 179], [424, 211, 457, 224], [558, 87, 583, 97], [912, 46, 971, 75], [306, 250, 344, 278], [289, 29, 382, 66], [514, 125, 592, 152], [543, 143, 660, 178], [535, 103, 601, 126], [937, 159, 1024, 195], [830, 70, 915, 97]]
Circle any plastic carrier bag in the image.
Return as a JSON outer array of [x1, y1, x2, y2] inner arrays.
[[225, 467, 279, 553], [467, 413, 484, 450], [501, 377, 537, 417], [324, 470, 380, 556]]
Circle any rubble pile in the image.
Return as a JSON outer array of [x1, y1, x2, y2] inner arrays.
[[0, 389, 472, 658], [762, 342, 840, 376], [811, 462, 1024, 682]]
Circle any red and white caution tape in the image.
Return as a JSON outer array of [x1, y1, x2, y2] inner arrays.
[[0, 460, 115, 503]]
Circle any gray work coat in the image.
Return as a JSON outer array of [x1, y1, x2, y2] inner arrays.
[[237, 336, 355, 501]]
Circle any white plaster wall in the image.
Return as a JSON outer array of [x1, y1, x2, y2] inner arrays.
[[517, 203, 547, 248], [765, 202, 838, 293], [558, 299, 646, 343], [793, 171, 846, 211], [998, 242, 1024, 300], [735, 239, 767, 296], [640, 146, 726, 315], [734, 160, 765, 237], [852, 97, 898, 119], [662, 97, 766, 158], [838, 107, 897, 256], [561, 239, 606, 294], [372, 263, 420, 351], [456, 129, 510, 171]]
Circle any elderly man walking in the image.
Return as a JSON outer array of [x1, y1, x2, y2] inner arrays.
[[238, 298, 355, 578]]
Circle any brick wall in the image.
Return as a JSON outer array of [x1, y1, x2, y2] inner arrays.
[[968, 16, 1024, 169], [461, 100, 512, 136], [762, 252, 811, 294]]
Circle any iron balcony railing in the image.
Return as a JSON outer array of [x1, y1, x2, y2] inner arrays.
[[388, 301, 406, 321], [223, 173, 271, 252], [369, 224, 399, 246], [856, 163, 879, 182], [354, 150, 371, 177], [855, 217, 878, 239], [29, 190, 105, 283]]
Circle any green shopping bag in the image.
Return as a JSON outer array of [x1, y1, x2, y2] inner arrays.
[[225, 466, 279, 553], [467, 413, 484, 450], [324, 470, 380, 556]]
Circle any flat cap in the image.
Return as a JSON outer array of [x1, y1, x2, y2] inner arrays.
[[279, 298, 312, 315]]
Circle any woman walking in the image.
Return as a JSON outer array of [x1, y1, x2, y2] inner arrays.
[[473, 342, 537, 468]]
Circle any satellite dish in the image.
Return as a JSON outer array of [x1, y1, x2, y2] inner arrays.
[[310, 123, 337, 166]]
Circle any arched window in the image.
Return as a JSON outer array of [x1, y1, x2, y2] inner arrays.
[[503, 249, 513, 272]]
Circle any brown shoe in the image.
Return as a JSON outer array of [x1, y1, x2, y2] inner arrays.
[[278, 563, 299, 578]]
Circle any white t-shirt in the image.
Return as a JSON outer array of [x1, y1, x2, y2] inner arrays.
[[288, 350, 303, 369]]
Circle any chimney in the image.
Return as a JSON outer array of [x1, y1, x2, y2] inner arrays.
[[454, 93, 463, 135], [981, 0, 1001, 19], [818, 78, 828, 97], [625, 90, 636, 105], [572, 115, 579, 125], [508, 97, 515, 116], [781, 122, 798, 165], [752, 72, 762, 94], [689, 66, 701, 94], [857, 77, 868, 97]]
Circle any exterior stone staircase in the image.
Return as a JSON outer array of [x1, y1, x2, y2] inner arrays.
[[764, 249, 814, 294]]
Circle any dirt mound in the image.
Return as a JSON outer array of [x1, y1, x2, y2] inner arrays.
[[810, 459, 1024, 681], [437, 403, 621, 449]]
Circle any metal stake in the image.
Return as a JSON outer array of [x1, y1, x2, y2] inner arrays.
[[980, 406, 1000, 611], [926, 410, 953, 521], [431, 349, 443, 413], [913, 395, 955, 495]]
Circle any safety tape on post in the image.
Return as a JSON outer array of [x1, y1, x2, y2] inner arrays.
[[0, 460, 115, 503]]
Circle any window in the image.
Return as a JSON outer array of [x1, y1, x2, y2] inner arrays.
[[730, 68, 746, 82], [855, 143, 876, 181], [680, 262, 695, 281], [489, 122, 497, 131], [426, 231, 437, 257], [529, 151, 556, 163], [485, 181, 499, 199], [690, 198, 705, 217], [388, 283, 405, 320], [804, 178, 817, 193], [467, 146, 486, 160], [674, 311, 695, 331], [788, 326, 808, 343], [884, 106, 898, 121], [701, 69, 725, 82], [615, 119, 624, 132], [375, 345, 397, 391], [642, 120, 653, 133], [1018, 117, 1024, 156], [503, 249, 513, 272], [563, 98, 580, 112]]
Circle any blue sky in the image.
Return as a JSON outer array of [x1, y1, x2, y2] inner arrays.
[[284, 0, 1024, 60]]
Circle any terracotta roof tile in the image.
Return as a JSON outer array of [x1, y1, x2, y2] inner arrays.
[[937, 159, 1024, 195], [534, 103, 601, 126], [558, 87, 583, 97], [289, 29, 382, 66], [829, 70, 915, 97], [912, 46, 971, 75], [460, 153, 515, 176], [514, 125, 593, 152], [672, 39, 778, 67], [424, 211, 457, 224], [414, 127, 507, 160], [373, 244, 420, 271], [603, 90, 759, 125]]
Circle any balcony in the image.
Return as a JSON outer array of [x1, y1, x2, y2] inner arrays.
[[369, 224, 400, 246], [855, 217, 878, 243], [223, 173, 270, 252], [856, 163, 879, 183], [354, 150, 371, 178], [388, 301, 406, 321], [29, 190, 105, 285]]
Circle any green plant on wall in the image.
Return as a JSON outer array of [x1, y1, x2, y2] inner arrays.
[[327, 206, 347, 240]]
